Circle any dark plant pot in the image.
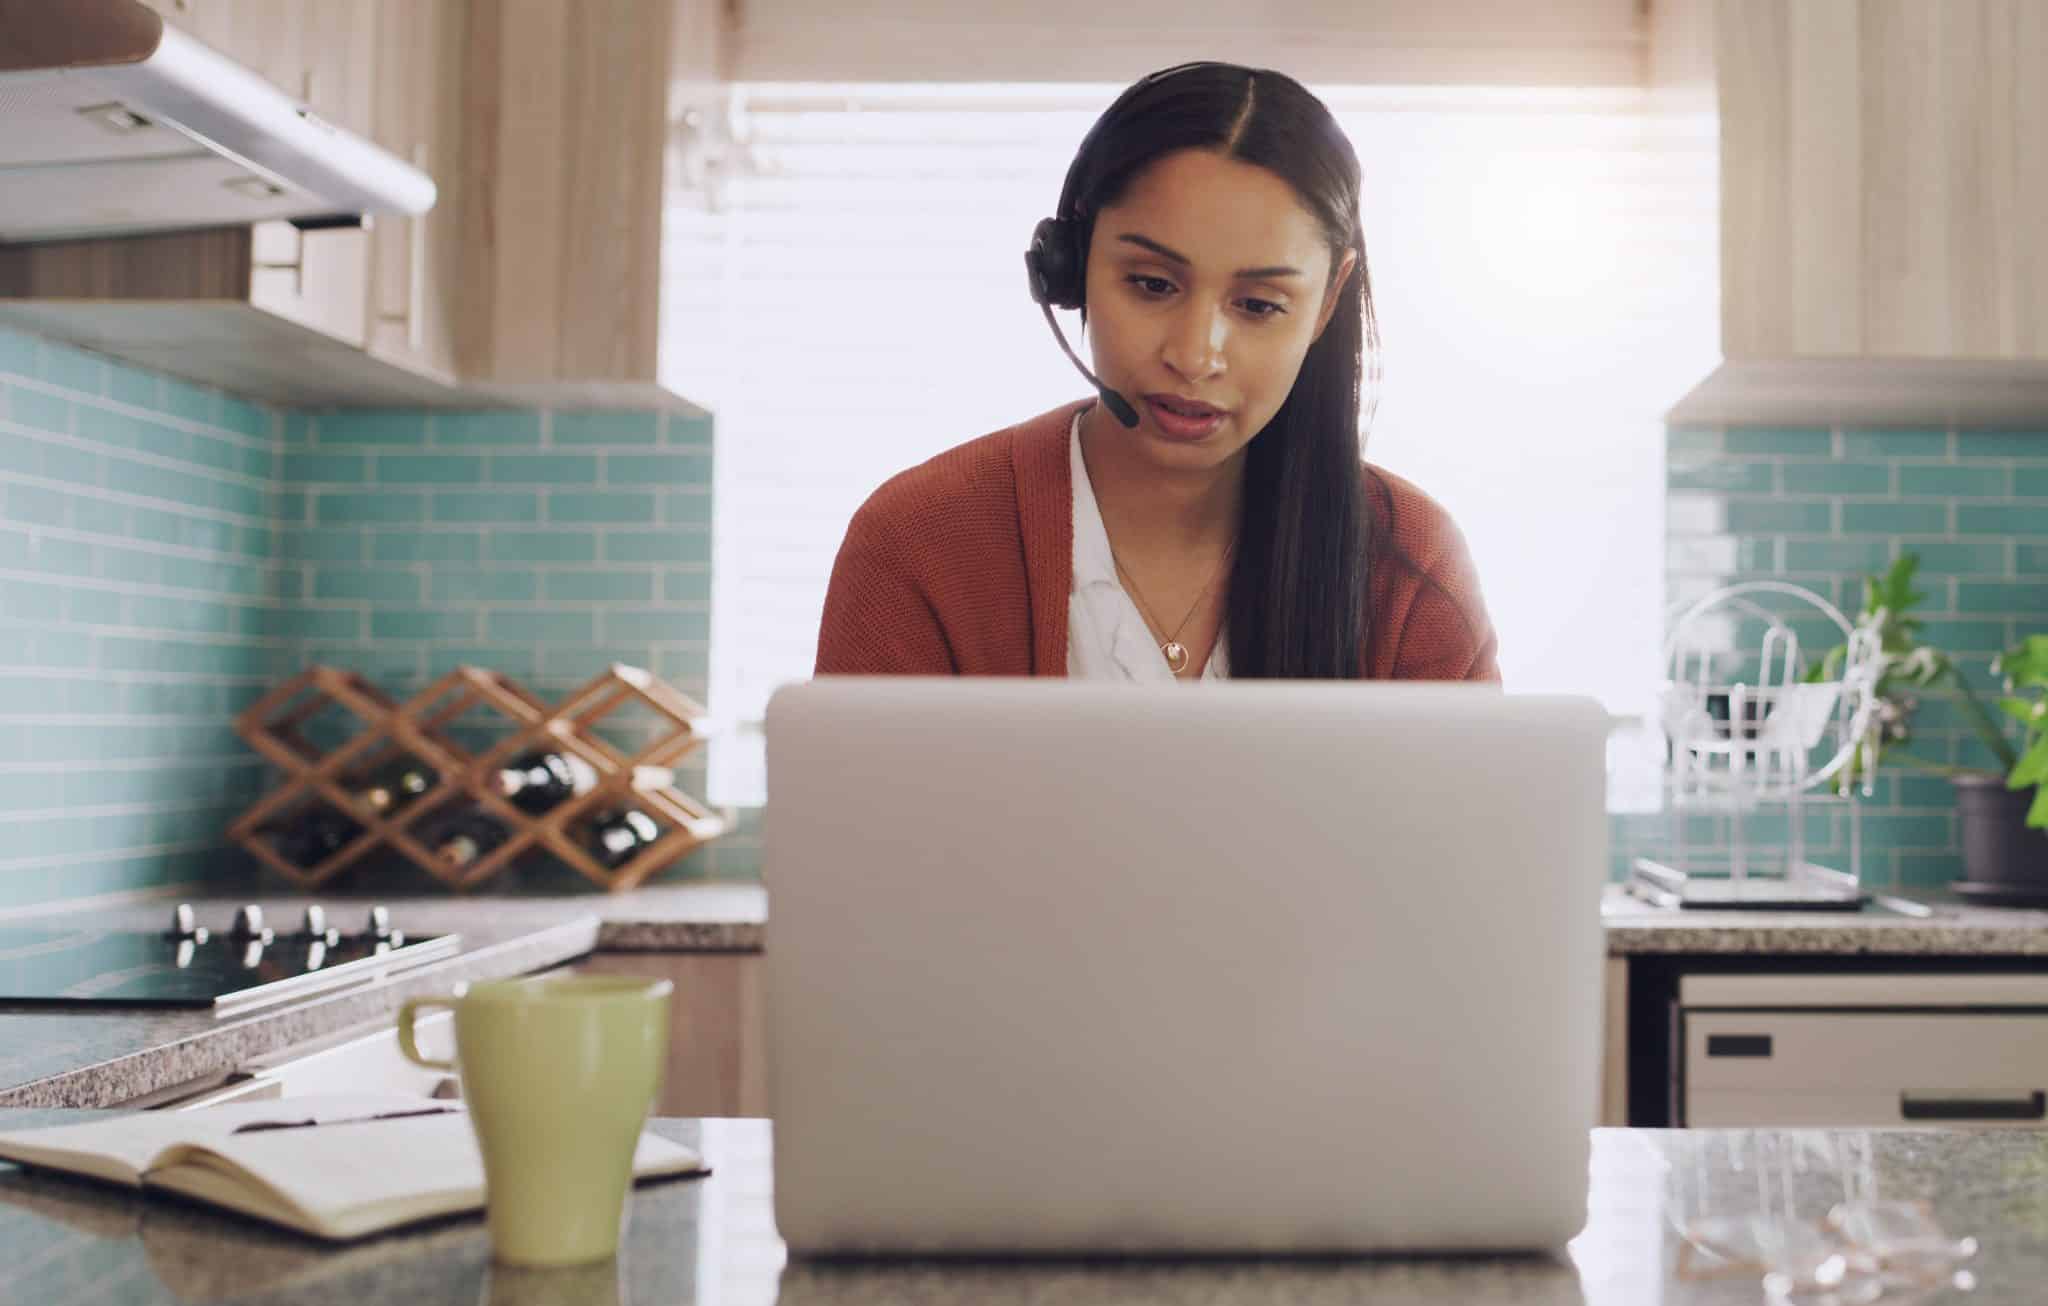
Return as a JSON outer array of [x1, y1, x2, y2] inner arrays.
[[1954, 773, 2048, 887]]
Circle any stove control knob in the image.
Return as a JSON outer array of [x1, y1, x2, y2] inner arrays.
[[299, 905, 340, 947], [366, 905, 393, 939], [165, 903, 208, 942], [230, 904, 274, 945]]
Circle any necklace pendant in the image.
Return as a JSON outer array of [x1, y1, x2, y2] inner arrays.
[[1162, 641, 1190, 674]]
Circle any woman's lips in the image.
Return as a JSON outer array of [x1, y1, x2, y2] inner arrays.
[[1143, 394, 1228, 441]]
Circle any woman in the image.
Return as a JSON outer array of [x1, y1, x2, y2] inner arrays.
[[815, 62, 1498, 683]]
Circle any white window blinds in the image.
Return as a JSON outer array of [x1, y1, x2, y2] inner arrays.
[[661, 84, 1718, 806]]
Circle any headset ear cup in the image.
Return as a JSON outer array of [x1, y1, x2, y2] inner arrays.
[[1027, 218, 1085, 311]]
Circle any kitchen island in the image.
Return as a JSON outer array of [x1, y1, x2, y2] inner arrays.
[[0, 1112, 2040, 1304]]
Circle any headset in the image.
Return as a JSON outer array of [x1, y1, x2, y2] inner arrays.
[[1022, 62, 1252, 430]]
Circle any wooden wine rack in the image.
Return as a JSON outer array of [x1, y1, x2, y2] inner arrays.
[[228, 663, 727, 892]]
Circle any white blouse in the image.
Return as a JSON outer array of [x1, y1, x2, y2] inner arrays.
[[1066, 411, 1229, 682]]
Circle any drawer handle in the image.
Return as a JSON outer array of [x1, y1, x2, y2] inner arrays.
[[1706, 1034, 1773, 1058], [1900, 1091, 2046, 1122]]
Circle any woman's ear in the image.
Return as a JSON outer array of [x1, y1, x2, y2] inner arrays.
[[1311, 248, 1360, 343]]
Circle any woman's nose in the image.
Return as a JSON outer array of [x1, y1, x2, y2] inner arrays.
[[1161, 302, 1228, 382]]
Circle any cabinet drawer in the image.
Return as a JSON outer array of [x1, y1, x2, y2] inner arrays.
[[1684, 1011, 2048, 1128]]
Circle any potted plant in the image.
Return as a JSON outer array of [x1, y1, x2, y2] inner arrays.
[[1808, 554, 2048, 896]]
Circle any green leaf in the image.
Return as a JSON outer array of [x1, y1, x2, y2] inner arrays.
[[1877, 555, 1925, 613], [2001, 697, 2046, 726], [2012, 737, 2048, 790], [1995, 635, 2048, 690]]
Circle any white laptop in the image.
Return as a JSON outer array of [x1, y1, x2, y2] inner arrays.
[[762, 678, 1610, 1256]]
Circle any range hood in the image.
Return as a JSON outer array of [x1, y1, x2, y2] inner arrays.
[[0, 0, 434, 243]]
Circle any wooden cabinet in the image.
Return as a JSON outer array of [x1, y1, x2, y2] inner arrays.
[[454, 0, 689, 391], [129, 0, 435, 366], [1662, 0, 2048, 426], [2, 0, 713, 409], [1717, 0, 2048, 364], [0, 0, 415, 400], [576, 952, 768, 1119], [136, 0, 377, 138], [364, 0, 466, 382], [0, 219, 369, 358]]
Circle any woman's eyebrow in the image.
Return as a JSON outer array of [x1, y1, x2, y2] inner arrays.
[[1113, 232, 1303, 280]]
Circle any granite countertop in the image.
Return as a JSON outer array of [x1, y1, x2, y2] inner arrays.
[[1602, 884, 2048, 956], [11, 869, 2046, 1113], [0, 914, 599, 1111], [2, 1114, 2042, 1304], [0, 884, 764, 1110]]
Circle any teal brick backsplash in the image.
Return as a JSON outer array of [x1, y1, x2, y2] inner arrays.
[[550, 491, 657, 523], [605, 528, 712, 563], [553, 411, 661, 445], [1627, 421, 2048, 892], [1781, 462, 1889, 495], [430, 491, 542, 523], [2, 325, 738, 913], [489, 531, 597, 563], [378, 454, 486, 484], [0, 327, 282, 912], [489, 454, 599, 484], [432, 569, 538, 602], [1725, 427, 1834, 457], [1901, 465, 2008, 497], [276, 403, 736, 888], [316, 412, 431, 446], [1959, 504, 2048, 535]]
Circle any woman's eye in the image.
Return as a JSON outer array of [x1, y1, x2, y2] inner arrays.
[[1239, 298, 1286, 319], [1126, 275, 1176, 297]]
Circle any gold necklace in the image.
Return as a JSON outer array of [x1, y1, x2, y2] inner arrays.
[[1108, 542, 1235, 675]]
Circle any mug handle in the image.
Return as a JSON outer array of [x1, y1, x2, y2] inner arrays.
[[396, 996, 458, 1072]]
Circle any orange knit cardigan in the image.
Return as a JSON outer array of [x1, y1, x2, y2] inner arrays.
[[814, 400, 1500, 681]]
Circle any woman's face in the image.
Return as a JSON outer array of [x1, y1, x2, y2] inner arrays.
[[1082, 148, 1356, 472]]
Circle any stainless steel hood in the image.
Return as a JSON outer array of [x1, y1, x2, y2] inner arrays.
[[0, 0, 434, 242]]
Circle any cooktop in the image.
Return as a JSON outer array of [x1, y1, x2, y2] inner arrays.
[[0, 904, 460, 1014]]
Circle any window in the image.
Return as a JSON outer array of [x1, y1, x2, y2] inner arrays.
[[662, 84, 1718, 807]]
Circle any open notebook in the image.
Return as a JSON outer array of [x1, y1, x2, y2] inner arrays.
[[0, 1093, 706, 1241]]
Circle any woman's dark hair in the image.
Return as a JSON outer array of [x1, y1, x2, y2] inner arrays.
[[1058, 62, 1392, 679]]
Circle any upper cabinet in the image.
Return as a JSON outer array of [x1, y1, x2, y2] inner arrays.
[[454, 0, 679, 393], [137, 0, 377, 139], [0, 0, 715, 411], [1673, 0, 2048, 424], [363, 0, 466, 383], [1718, 0, 2048, 363], [731, 0, 1651, 88]]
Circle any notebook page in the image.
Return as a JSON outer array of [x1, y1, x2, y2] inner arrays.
[[0, 1093, 457, 1185], [156, 1113, 706, 1239]]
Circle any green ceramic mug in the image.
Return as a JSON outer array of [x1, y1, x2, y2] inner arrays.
[[397, 974, 672, 1266]]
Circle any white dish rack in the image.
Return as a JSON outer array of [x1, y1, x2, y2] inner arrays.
[[1631, 580, 1888, 910]]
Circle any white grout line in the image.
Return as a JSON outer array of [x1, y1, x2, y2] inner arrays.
[[0, 519, 277, 566], [0, 838, 242, 872], [0, 467, 275, 527], [0, 411, 279, 492], [2, 373, 281, 452], [0, 880, 207, 923]]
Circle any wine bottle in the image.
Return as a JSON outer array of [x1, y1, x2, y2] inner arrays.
[[353, 760, 435, 814], [266, 808, 362, 869], [413, 804, 509, 869], [586, 808, 660, 869], [495, 750, 598, 814]]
